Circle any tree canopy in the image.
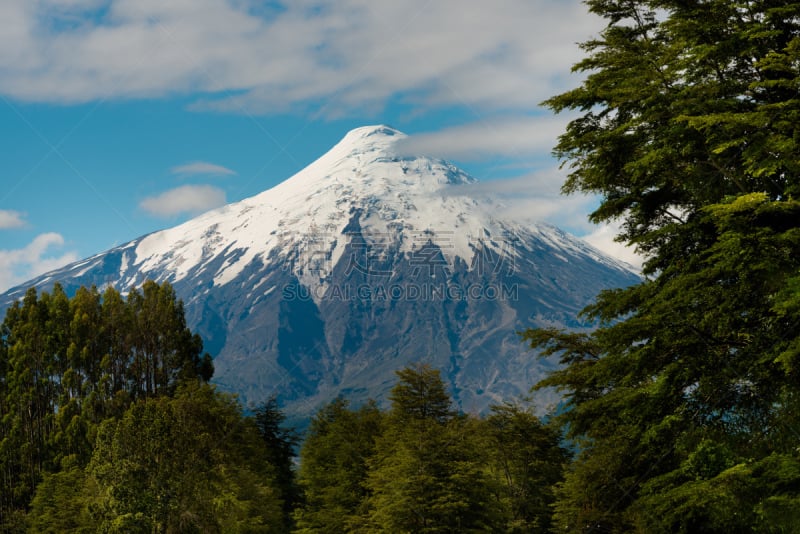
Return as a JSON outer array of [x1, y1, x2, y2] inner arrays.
[[294, 366, 567, 533], [0, 281, 231, 531], [363, 364, 499, 533], [86, 382, 283, 533], [1, 279, 568, 532], [293, 398, 383, 533], [526, 1, 800, 531]]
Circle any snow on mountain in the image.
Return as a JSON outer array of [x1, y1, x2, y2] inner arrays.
[[0, 125, 640, 420]]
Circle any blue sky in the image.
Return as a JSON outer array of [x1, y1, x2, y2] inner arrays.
[[0, 0, 638, 292]]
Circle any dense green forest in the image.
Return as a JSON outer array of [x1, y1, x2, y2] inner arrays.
[[0, 283, 568, 532], [4, 1, 800, 532]]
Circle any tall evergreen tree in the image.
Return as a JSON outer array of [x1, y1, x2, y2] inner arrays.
[[253, 396, 301, 531], [527, 1, 800, 531], [363, 364, 499, 532], [294, 398, 383, 533], [484, 402, 569, 532]]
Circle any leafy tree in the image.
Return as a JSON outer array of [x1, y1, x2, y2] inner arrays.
[[527, 1, 800, 531], [26, 458, 97, 533], [86, 382, 283, 533], [253, 396, 301, 531], [98, 285, 133, 404], [484, 402, 569, 532], [362, 364, 500, 532], [0, 281, 214, 528], [389, 364, 455, 425], [126, 280, 213, 398], [0, 287, 63, 525], [293, 398, 383, 533]]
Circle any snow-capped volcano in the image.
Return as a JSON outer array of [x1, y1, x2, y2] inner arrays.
[[132, 125, 482, 292], [0, 125, 639, 419]]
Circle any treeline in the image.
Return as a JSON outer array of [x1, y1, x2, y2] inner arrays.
[[0, 281, 218, 530], [1, 282, 568, 533], [293, 366, 567, 533]]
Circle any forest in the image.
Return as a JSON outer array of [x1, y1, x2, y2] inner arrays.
[[4, 0, 800, 532], [0, 282, 567, 532]]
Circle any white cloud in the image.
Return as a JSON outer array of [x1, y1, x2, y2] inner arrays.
[[440, 167, 645, 268], [140, 184, 226, 218], [443, 167, 596, 229], [581, 222, 645, 271], [170, 161, 237, 177], [0, 1, 601, 115], [0, 210, 26, 229], [0, 233, 79, 293], [397, 116, 572, 161]]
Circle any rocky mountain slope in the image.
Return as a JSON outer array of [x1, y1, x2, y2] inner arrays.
[[0, 125, 640, 419]]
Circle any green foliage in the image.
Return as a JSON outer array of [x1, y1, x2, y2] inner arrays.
[[293, 398, 383, 533], [546, 1, 800, 263], [7, 329, 569, 534], [362, 364, 501, 533], [296, 367, 567, 533], [530, 159, 800, 533], [125, 280, 214, 397], [484, 403, 569, 532], [0, 281, 214, 529], [26, 459, 97, 533], [253, 396, 301, 531], [388, 364, 454, 425], [26, 384, 287, 533], [0, 281, 596, 533], [87, 382, 283, 533], [528, 1, 800, 531]]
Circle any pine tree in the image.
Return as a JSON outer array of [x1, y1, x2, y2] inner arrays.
[[253, 396, 301, 531], [527, 1, 800, 531], [294, 398, 383, 533], [484, 402, 569, 532], [363, 364, 499, 532]]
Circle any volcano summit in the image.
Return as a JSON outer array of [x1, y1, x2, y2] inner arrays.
[[0, 125, 639, 418]]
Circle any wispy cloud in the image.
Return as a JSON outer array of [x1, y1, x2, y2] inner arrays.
[[139, 185, 226, 218], [170, 161, 236, 177], [0, 233, 79, 293], [0, 210, 26, 229], [442, 168, 588, 225], [397, 116, 572, 161], [441, 167, 644, 267], [0, 1, 601, 115], [582, 222, 645, 270]]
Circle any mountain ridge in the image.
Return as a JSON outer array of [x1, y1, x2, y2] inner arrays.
[[0, 125, 640, 419]]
